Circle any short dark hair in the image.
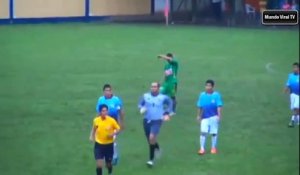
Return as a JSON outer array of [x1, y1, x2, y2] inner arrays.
[[166, 53, 173, 58], [293, 62, 299, 67], [206, 79, 215, 87], [103, 84, 112, 91], [98, 104, 108, 112]]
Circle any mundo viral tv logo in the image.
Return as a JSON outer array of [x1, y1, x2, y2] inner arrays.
[[262, 10, 298, 25]]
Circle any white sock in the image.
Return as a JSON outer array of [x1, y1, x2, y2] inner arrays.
[[297, 115, 300, 124], [212, 135, 218, 149], [291, 115, 295, 121], [113, 142, 118, 159], [200, 135, 206, 150]]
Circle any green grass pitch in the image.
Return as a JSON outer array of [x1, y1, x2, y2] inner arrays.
[[0, 23, 299, 175]]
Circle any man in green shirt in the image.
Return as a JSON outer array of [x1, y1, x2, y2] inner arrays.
[[157, 53, 179, 113]]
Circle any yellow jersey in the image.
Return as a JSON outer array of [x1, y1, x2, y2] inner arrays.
[[93, 115, 120, 144]]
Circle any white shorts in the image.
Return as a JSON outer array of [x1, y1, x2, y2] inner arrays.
[[290, 93, 299, 110], [200, 116, 219, 134]]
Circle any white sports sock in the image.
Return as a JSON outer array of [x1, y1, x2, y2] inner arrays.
[[200, 135, 206, 150], [291, 115, 295, 121], [212, 135, 218, 149], [113, 142, 118, 159]]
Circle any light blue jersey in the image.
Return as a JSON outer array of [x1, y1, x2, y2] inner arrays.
[[286, 73, 299, 95], [138, 92, 173, 121], [96, 95, 123, 120], [197, 91, 223, 119]]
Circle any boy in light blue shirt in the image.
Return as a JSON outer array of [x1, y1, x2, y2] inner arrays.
[[196, 79, 223, 155], [284, 62, 299, 127], [96, 84, 125, 166]]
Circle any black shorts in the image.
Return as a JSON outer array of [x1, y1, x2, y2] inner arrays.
[[94, 142, 114, 161]]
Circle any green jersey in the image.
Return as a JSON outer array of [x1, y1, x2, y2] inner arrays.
[[164, 59, 178, 83]]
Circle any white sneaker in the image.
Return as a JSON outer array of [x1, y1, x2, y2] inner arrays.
[[146, 160, 154, 167], [169, 112, 176, 116]]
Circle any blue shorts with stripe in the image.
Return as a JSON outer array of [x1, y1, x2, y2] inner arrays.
[[143, 119, 163, 138]]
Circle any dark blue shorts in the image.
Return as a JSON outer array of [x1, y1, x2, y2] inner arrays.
[[94, 142, 114, 161], [143, 119, 163, 138]]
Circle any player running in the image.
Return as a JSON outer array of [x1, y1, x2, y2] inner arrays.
[[196, 80, 223, 155], [284, 62, 299, 127], [96, 84, 125, 165], [89, 104, 120, 175], [157, 53, 179, 113], [138, 82, 173, 167]]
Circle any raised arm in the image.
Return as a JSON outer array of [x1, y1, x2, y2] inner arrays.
[[158, 54, 172, 61]]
